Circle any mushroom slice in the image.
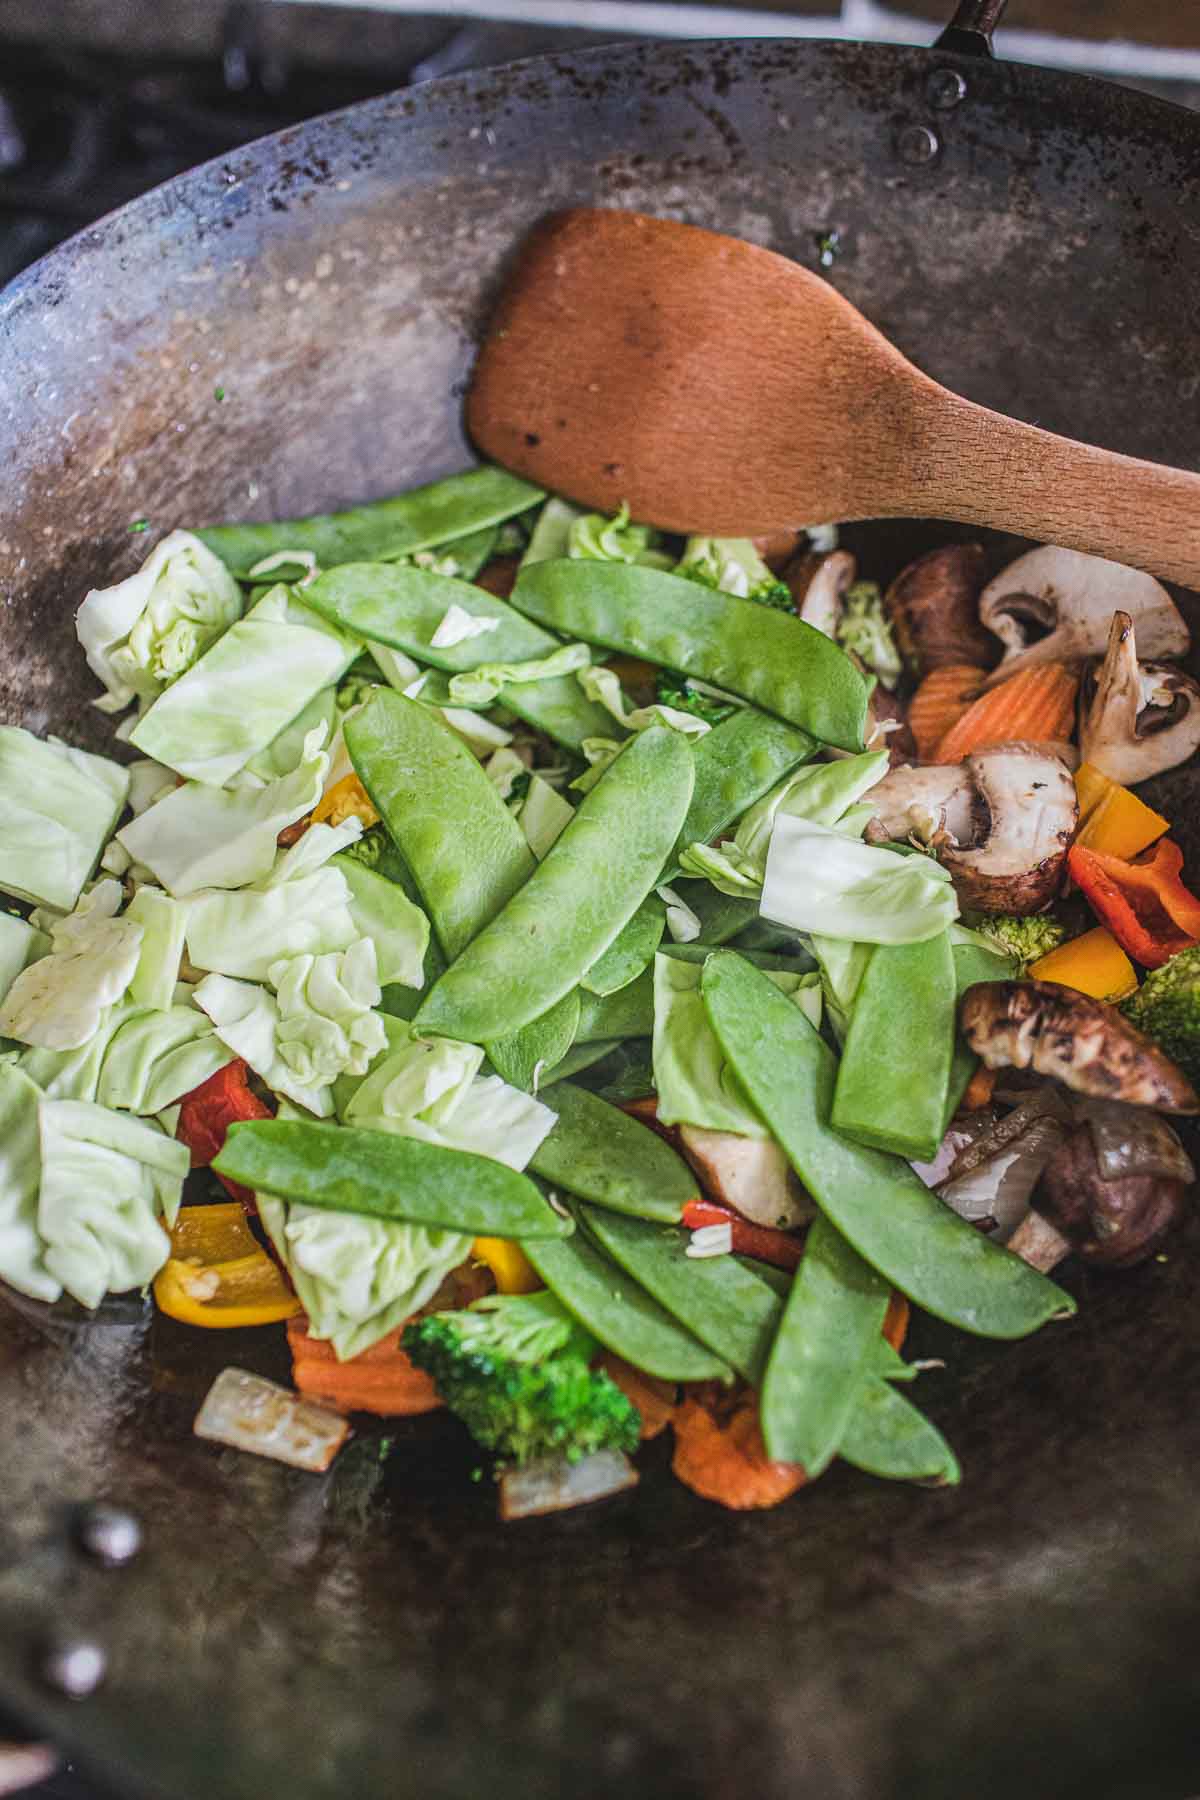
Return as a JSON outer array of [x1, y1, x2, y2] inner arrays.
[[1079, 610, 1200, 785], [866, 743, 1076, 915], [960, 980, 1200, 1113], [677, 1124, 814, 1230], [784, 548, 856, 639], [884, 542, 997, 675], [978, 546, 1189, 688]]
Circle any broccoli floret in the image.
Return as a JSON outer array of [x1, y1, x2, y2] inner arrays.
[[655, 670, 738, 726], [677, 537, 792, 610], [402, 1290, 640, 1467], [1122, 946, 1200, 1086], [338, 824, 387, 870], [835, 581, 902, 689], [974, 913, 1069, 971]]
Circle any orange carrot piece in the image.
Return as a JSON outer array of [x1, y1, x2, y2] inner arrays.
[[287, 1316, 443, 1417], [599, 1353, 675, 1440], [933, 664, 1079, 764], [959, 1065, 997, 1114], [908, 664, 985, 761], [882, 1292, 910, 1354], [671, 1389, 808, 1510]]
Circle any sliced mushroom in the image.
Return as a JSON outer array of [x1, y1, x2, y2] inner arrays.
[[884, 543, 997, 675], [979, 546, 1189, 688], [960, 980, 1200, 1113], [677, 1125, 814, 1231], [784, 548, 857, 639], [1078, 609, 1200, 785], [866, 742, 1076, 915], [1035, 1122, 1190, 1268]]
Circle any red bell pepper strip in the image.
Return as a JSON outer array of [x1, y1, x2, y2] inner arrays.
[[682, 1198, 804, 1272], [176, 1061, 274, 1206], [1068, 839, 1200, 970]]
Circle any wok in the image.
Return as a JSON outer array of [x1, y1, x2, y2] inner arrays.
[[3, 5, 1200, 1796]]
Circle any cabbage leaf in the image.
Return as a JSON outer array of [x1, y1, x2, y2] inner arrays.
[[0, 881, 143, 1051], [761, 818, 959, 946], [125, 888, 189, 1011], [0, 1065, 60, 1303], [333, 854, 429, 990], [192, 973, 333, 1116], [269, 940, 387, 1088], [0, 727, 130, 912]]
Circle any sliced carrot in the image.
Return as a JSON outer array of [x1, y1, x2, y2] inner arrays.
[[287, 1316, 443, 1417], [933, 663, 1079, 764], [908, 664, 986, 761], [599, 1353, 675, 1440], [882, 1292, 910, 1353], [959, 1064, 997, 1114], [671, 1388, 807, 1510]]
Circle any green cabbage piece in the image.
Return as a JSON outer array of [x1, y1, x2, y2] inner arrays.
[[241, 686, 341, 784], [577, 666, 712, 739], [835, 581, 902, 690], [37, 1099, 187, 1310], [807, 934, 873, 1042], [185, 825, 360, 984], [75, 530, 244, 713], [676, 537, 791, 607], [269, 940, 388, 1088], [0, 1065, 60, 1302], [130, 583, 360, 786], [0, 913, 49, 1008], [0, 881, 143, 1052], [520, 496, 585, 567], [125, 888, 189, 1011], [0, 727, 130, 912], [191, 972, 333, 1116], [567, 502, 672, 569], [518, 775, 575, 861], [446, 641, 591, 708], [333, 854, 430, 990], [95, 1006, 234, 1115], [761, 817, 959, 946]]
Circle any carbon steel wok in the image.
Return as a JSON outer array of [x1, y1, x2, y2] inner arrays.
[[3, 6, 1200, 1798]]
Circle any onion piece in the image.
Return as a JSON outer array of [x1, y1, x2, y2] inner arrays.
[[1074, 1097, 1197, 1186], [194, 1368, 350, 1472], [941, 1090, 1070, 1186], [499, 1450, 639, 1521], [938, 1120, 1065, 1241]]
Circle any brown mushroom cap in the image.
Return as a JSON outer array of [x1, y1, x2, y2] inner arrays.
[[783, 548, 857, 639], [960, 980, 1200, 1113], [883, 543, 997, 676], [1037, 1123, 1189, 1268], [1079, 610, 1200, 786]]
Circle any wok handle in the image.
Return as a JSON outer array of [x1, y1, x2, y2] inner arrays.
[[935, 0, 1009, 55]]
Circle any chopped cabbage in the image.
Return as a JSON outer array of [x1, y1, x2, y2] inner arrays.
[[430, 603, 501, 648], [125, 888, 189, 1011], [761, 818, 959, 946], [192, 973, 333, 1116], [0, 1065, 60, 1303], [577, 666, 712, 739], [446, 642, 591, 709], [0, 881, 143, 1051], [0, 913, 49, 1008], [518, 775, 575, 860], [0, 727, 130, 912], [95, 1006, 234, 1115], [333, 854, 430, 990], [269, 939, 388, 1088], [186, 859, 357, 985]]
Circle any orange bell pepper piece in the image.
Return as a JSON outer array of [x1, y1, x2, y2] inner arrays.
[[311, 772, 379, 831], [154, 1203, 300, 1329], [1073, 765, 1168, 861], [1029, 926, 1138, 1001]]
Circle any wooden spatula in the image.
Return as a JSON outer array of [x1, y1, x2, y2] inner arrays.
[[468, 209, 1200, 588]]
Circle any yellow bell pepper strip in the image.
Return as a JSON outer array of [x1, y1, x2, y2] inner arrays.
[[1073, 765, 1168, 861], [154, 1203, 300, 1329], [311, 771, 379, 832], [473, 1236, 542, 1294], [1029, 926, 1139, 1002]]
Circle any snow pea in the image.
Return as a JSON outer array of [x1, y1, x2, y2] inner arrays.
[[512, 562, 870, 751], [540, 1038, 624, 1086], [581, 898, 665, 997], [574, 972, 655, 1043], [582, 1205, 782, 1384], [197, 466, 543, 578], [838, 1380, 961, 1485], [486, 989, 581, 1092], [663, 709, 815, 880], [941, 935, 1022, 1129], [662, 943, 810, 974], [525, 1226, 731, 1383], [674, 881, 760, 947], [529, 1080, 696, 1223], [345, 691, 534, 962], [415, 726, 694, 1044], [304, 563, 617, 752], [700, 952, 1073, 1339], [214, 1119, 570, 1238], [831, 930, 957, 1163], [760, 1213, 891, 1473]]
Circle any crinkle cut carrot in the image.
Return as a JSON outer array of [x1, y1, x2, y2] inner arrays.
[[908, 664, 985, 761], [287, 1315, 443, 1417], [671, 1388, 808, 1510], [933, 664, 1079, 764]]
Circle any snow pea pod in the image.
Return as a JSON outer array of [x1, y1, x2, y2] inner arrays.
[[831, 931, 958, 1163], [198, 466, 543, 578], [582, 1205, 782, 1384], [526, 1226, 731, 1383], [760, 1213, 891, 1472], [700, 952, 1073, 1339], [674, 881, 760, 947], [529, 1080, 697, 1223], [941, 935, 1021, 1129], [345, 692, 534, 962], [662, 943, 810, 974], [214, 1120, 570, 1238], [415, 726, 694, 1044], [304, 563, 617, 752], [663, 709, 815, 881], [838, 1380, 961, 1485], [540, 1038, 624, 1086], [512, 562, 870, 751], [582, 898, 665, 997], [486, 989, 581, 1092], [574, 971, 655, 1043]]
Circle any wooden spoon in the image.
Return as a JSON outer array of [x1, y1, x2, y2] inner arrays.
[[468, 209, 1200, 588]]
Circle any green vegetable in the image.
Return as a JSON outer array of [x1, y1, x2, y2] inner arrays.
[[525, 1227, 730, 1382], [193, 973, 334, 1117], [700, 952, 1074, 1339], [567, 501, 671, 568], [0, 727, 130, 913], [0, 1065, 60, 1301], [676, 537, 792, 609], [94, 1006, 234, 1114], [655, 672, 737, 727], [346, 691, 535, 962], [511, 562, 869, 751], [671, 882, 760, 947], [760, 816, 958, 945], [941, 926, 1022, 1127], [759, 1213, 890, 1473], [215, 1119, 570, 1238], [123, 888, 187, 1012], [663, 709, 816, 881], [582, 1204, 782, 1383], [402, 1290, 640, 1466], [0, 881, 143, 1053], [573, 1039, 655, 1102], [197, 465, 544, 577], [333, 853, 430, 990], [831, 930, 958, 1162], [838, 1380, 961, 1485], [270, 941, 388, 1089], [834, 580, 902, 690], [0, 913, 48, 1009], [185, 829, 359, 985], [1121, 945, 1200, 1086], [581, 899, 666, 996], [519, 496, 583, 567], [414, 726, 694, 1044], [574, 969, 655, 1044], [486, 989, 581, 1091], [974, 912, 1070, 972], [529, 1080, 696, 1223]]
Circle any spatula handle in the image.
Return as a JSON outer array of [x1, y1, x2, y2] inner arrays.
[[909, 388, 1200, 589]]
